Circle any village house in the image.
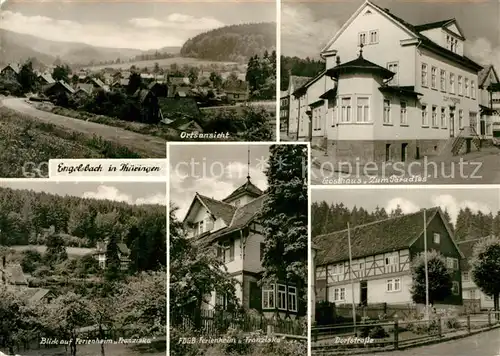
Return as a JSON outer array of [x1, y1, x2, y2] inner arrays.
[[280, 91, 290, 134], [159, 97, 202, 130], [285, 75, 312, 138], [183, 178, 305, 318], [134, 88, 160, 123], [478, 66, 500, 139], [223, 79, 249, 103], [313, 208, 463, 310], [44, 80, 75, 97], [81, 76, 107, 91], [93, 241, 130, 270], [75, 83, 94, 95], [37, 72, 55, 86], [0, 63, 20, 80], [457, 237, 496, 313], [292, 0, 484, 164], [72, 87, 90, 101]]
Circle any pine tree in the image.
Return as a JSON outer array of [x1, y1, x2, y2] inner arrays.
[[390, 204, 404, 218], [260, 145, 308, 311], [105, 235, 121, 281]]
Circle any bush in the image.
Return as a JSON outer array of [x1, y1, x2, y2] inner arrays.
[[32, 265, 52, 278], [21, 248, 43, 273], [446, 317, 461, 330]]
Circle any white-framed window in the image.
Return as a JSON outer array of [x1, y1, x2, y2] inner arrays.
[[431, 66, 437, 89], [446, 257, 459, 270], [383, 99, 391, 124], [387, 278, 401, 292], [441, 107, 447, 128], [458, 75, 463, 95], [465, 78, 469, 97], [358, 32, 367, 45], [356, 97, 369, 122], [421, 104, 428, 126], [452, 281, 460, 295], [369, 30, 379, 44], [340, 97, 352, 123], [262, 284, 275, 309], [277, 284, 287, 310], [333, 287, 346, 302], [288, 286, 297, 312], [463, 271, 470, 281], [432, 105, 438, 127], [469, 289, 476, 299], [358, 262, 365, 277], [471, 80, 476, 99], [220, 240, 234, 263], [470, 112, 478, 130], [194, 220, 204, 236], [459, 109, 463, 129], [387, 62, 399, 85], [433, 233, 440, 244], [449, 73, 455, 94], [400, 101, 407, 125], [421, 63, 428, 87], [385, 255, 398, 273], [440, 69, 446, 91]]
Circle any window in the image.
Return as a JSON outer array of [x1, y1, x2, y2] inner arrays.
[[447, 257, 459, 270], [441, 107, 447, 128], [340, 97, 352, 122], [369, 30, 378, 44], [387, 62, 399, 85], [470, 112, 478, 130], [449, 73, 455, 94], [331, 264, 344, 282], [387, 278, 401, 292], [463, 271, 470, 281], [219, 240, 234, 263], [421, 64, 428, 87], [433, 233, 440, 244], [452, 281, 460, 295], [431, 67, 437, 89], [333, 287, 346, 302], [277, 284, 287, 310], [432, 106, 438, 127], [383, 99, 391, 124], [469, 289, 476, 299], [358, 262, 365, 277], [288, 286, 297, 312], [385, 255, 398, 273], [465, 78, 469, 97], [262, 284, 275, 309], [421, 105, 428, 126], [459, 109, 463, 129], [400, 101, 407, 125], [471, 81, 476, 99], [194, 220, 204, 236], [358, 32, 367, 45], [216, 293, 229, 309], [458, 76, 463, 95], [440, 69, 446, 91], [356, 97, 369, 122]]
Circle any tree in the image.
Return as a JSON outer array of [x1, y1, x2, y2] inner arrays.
[[240, 106, 273, 141], [187, 67, 199, 84], [45, 233, 68, 267], [209, 71, 222, 88], [390, 205, 404, 218], [410, 250, 453, 305], [260, 145, 308, 314], [20, 248, 43, 274], [71, 74, 79, 86], [17, 60, 38, 94], [105, 235, 121, 281], [471, 237, 500, 318], [52, 64, 71, 82], [127, 72, 142, 95]]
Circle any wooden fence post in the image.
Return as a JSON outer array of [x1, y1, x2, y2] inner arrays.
[[488, 312, 492, 326], [393, 320, 399, 350], [467, 315, 471, 333], [437, 317, 442, 337]]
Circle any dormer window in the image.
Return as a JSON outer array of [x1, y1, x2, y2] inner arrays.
[[193, 220, 204, 236]]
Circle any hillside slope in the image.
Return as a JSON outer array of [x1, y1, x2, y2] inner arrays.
[[180, 22, 276, 63]]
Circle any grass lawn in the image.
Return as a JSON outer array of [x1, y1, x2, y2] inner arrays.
[[0, 106, 141, 177]]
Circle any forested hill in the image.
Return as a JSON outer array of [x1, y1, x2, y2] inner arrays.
[[180, 22, 276, 63], [0, 187, 166, 253]]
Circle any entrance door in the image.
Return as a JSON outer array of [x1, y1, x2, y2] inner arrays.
[[360, 280, 368, 306], [401, 143, 408, 162], [480, 120, 486, 136], [449, 111, 455, 137], [385, 144, 391, 162]]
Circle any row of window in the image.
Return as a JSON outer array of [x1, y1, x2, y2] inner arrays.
[[340, 96, 370, 123], [358, 30, 379, 46], [421, 105, 477, 130], [421, 63, 476, 99], [465, 288, 493, 301], [446, 34, 459, 54], [262, 284, 298, 312]]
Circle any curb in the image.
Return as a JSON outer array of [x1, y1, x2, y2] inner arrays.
[[312, 324, 500, 355]]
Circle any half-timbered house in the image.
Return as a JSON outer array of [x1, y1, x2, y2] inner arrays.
[[313, 207, 463, 307]]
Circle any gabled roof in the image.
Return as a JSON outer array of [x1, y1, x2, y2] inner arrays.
[[457, 236, 500, 270], [77, 83, 93, 93], [314, 207, 458, 266], [159, 97, 201, 119], [134, 88, 154, 103], [222, 178, 264, 203], [414, 19, 455, 32], [2, 63, 20, 75], [59, 80, 75, 94], [4, 264, 28, 285], [184, 193, 237, 226], [20, 288, 51, 303], [196, 194, 268, 246], [326, 53, 395, 80], [289, 76, 312, 93], [223, 79, 248, 93], [39, 72, 55, 84], [293, 70, 326, 97], [478, 65, 499, 88]]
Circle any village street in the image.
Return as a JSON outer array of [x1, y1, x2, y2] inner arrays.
[[354, 327, 500, 356], [0, 97, 166, 157]]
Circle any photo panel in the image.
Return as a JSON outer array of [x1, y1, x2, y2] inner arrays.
[[280, 0, 500, 185], [0, 180, 166, 356], [168, 142, 308, 355], [310, 186, 500, 355], [0, 0, 277, 178]]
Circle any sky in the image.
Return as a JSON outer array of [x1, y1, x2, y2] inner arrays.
[[0, 181, 166, 206], [281, 0, 500, 69], [0, 0, 276, 50], [311, 187, 500, 225], [169, 144, 272, 219]]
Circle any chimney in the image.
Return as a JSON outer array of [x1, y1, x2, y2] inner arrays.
[[2, 256, 5, 268], [336, 56, 341, 66]]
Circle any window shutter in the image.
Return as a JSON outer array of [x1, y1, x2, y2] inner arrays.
[[230, 240, 234, 261], [249, 282, 262, 311]]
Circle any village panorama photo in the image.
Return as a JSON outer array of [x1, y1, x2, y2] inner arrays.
[[168, 143, 308, 356], [0, 0, 276, 177], [280, 0, 500, 184], [310, 187, 500, 355], [0, 181, 166, 356]]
